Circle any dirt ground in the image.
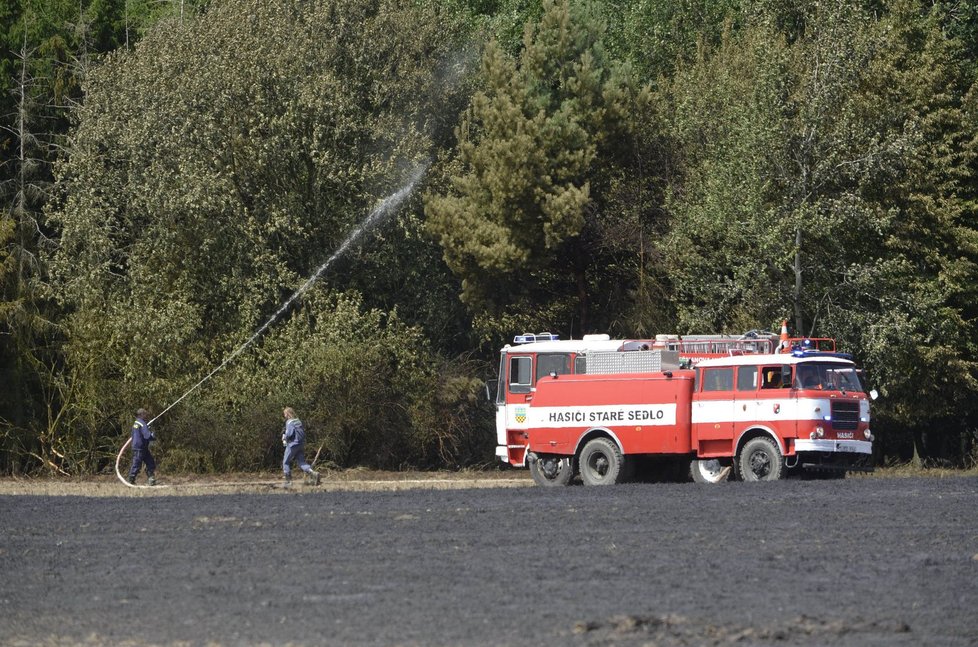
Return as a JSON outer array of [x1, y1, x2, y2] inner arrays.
[[1, 473, 977, 646]]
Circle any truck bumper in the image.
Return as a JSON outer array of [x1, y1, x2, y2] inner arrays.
[[794, 439, 872, 454], [794, 439, 874, 472]]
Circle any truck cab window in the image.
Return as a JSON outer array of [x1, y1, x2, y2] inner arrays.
[[761, 367, 784, 389], [702, 368, 734, 392], [537, 353, 572, 381], [509, 356, 532, 394], [737, 366, 758, 391], [495, 354, 507, 404]]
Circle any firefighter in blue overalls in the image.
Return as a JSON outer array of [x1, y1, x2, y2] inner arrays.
[[282, 407, 320, 486], [128, 408, 157, 485]]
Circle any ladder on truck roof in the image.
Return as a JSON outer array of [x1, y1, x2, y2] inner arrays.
[[584, 349, 681, 374]]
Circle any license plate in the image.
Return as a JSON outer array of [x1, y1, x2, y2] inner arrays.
[[835, 443, 856, 452]]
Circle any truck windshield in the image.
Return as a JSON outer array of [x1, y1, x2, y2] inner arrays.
[[793, 363, 864, 392]]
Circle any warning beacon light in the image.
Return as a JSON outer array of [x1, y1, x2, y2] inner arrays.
[[514, 332, 560, 344]]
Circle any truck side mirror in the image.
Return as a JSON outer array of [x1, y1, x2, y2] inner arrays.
[[484, 380, 498, 402], [869, 389, 879, 400]]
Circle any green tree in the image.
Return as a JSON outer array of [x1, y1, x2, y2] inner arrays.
[[813, 3, 978, 463], [0, 0, 211, 473], [425, 0, 659, 342], [0, 32, 59, 473], [157, 289, 491, 472], [660, 20, 798, 333], [660, 1, 978, 462], [47, 0, 480, 472], [612, 0, 743, 78]]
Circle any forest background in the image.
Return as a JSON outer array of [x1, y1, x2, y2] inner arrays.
[[3, 0, 978, 476]]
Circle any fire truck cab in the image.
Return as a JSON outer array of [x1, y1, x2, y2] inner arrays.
[[686, 352, 874, 484]]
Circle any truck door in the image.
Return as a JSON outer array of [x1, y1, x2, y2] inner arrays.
[[499, 352, 574, 466], [735, 365, 759, 426], [693, 366, 736, 455], [503, 352, 573, 405], [506, 354, 533, 404], [755, 364, 795, 440], [498, 353, 534, 465]]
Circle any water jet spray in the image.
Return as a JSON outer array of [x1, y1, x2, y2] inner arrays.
[[116, 162, 429, 487]]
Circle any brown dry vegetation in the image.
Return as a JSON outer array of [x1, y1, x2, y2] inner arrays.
[[0, 465, 975, 497], [0, 468, 534, 497]]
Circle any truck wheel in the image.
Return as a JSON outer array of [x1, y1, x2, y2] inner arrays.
[[737, 437, 783, 481], [579, 438, 625, 485], [529, 455, 574, 487], [690, 459, 732, 484]]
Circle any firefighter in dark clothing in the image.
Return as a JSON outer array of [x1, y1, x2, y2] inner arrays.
[[129, 408, 157, 485], [282, 407, 320, 486]]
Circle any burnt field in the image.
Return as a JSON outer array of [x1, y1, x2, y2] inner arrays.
[[1, 475, 977, 646]]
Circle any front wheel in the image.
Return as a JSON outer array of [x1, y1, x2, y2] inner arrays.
[[529, 455, 575, 487], [579, 438, 627, 485], [737, 437, 783, 482], [690, 458, 732, 484]]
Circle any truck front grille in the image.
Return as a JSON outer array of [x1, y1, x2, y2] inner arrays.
[[831, 401, 859, 431]]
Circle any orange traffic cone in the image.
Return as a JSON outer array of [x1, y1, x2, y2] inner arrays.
[[779, 319, 789, 353]]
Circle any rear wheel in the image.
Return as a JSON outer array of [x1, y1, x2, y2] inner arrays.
[[529, 455, 575, 487], [579, 438, 626, 485], [738, 437, 783, 481], [690, 458, 732, 484]]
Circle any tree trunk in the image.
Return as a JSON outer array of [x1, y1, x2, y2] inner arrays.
[[576, 267, 589, 333], [793, 227, 804, 334]]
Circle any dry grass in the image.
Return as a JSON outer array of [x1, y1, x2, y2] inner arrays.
[[0, 468, 534, 497], [859, 463, 978, 479], [1, 464, 975, 497]]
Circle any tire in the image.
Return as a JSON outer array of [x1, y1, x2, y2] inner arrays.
[[689, 458, 732, 484], [737, 437, 784, 482], [579, 438, 626, 486], [529, 455, 575, 487]]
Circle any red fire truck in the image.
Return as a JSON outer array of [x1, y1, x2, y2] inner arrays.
[[491, 332, 875, 485]]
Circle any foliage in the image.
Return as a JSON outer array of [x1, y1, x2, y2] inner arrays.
[[659, 1, 978, 459], [611, 0, 743, 78], [159, 290, 491, 471], [0, 0, 209, 472], [425, 0, 661, 339], [45, 0, 477, 472], [4, 0, 978, 473]]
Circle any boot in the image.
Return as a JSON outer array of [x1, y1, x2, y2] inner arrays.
[[310, 470, 321, 486], [127, 475, 136, 485], [148, 476, 157, 486], [283, 474, 292, 487]]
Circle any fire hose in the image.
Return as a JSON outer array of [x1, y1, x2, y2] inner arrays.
[[114, 436, 166, 489], [111, 165, 426, 489]]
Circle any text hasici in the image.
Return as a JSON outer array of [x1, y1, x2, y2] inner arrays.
[[548, 409, 666, 423]]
